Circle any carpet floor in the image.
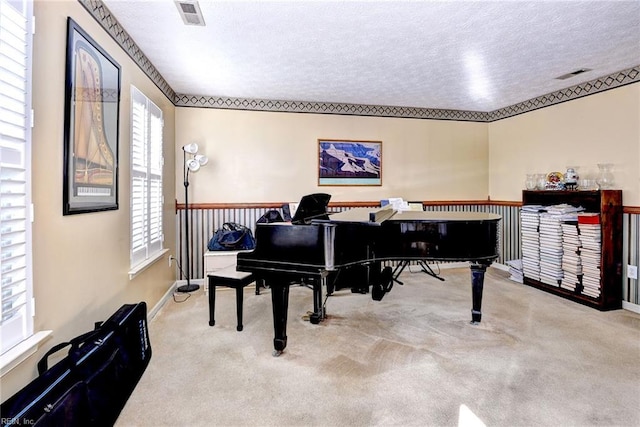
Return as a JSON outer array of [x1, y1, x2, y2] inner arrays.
[[116, 266, 640, 427]]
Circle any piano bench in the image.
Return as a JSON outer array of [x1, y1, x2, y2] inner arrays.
[[207, 266, 256, 331]]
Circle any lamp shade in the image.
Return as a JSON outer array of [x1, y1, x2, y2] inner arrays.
[[186, 158, 201, 172], [183, 143, 198, 154], [195, 154, 208, 166]]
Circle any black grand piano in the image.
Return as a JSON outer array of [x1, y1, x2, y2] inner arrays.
[[237, 194, 501, 356]]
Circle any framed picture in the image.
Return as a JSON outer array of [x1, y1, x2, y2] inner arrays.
[[63, 18, 121, 215], [318, 139, 382, 186]]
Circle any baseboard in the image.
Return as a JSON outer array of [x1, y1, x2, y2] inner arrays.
[[148, 279, 206, 321], [490, 262, 509, 272], [622, 300, 640, 314], [438, 261, 470, 269], [148, 284, 175, 321]]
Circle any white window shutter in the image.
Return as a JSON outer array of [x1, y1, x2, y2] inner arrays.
[[0, 0, 33, 354], [130, 86, 163, 268]]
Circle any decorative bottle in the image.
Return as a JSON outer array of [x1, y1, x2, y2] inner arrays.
[[564, 167, 579, 190], [525, 174, 537, 190], [596, 163, 615, 189]]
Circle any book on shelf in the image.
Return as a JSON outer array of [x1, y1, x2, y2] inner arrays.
[[521, 205, 546, 212], [578, 226, 601, 236], [545, 204, 584, 214], [560, 280, 578, 291], [582, 288, 601, 298], [562, 266, 582, 275], [578, 212, 600, 224], [506, 259, 524, 283], [562, 255, 581, 265], [582, 278, 601, 288]]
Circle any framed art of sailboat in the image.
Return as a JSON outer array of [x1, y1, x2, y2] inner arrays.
[[63, 18, 120, 215]]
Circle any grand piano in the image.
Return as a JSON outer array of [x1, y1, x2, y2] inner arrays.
[[237, 194, 501, 356]]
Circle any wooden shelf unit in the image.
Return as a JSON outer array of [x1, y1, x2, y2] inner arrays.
[[521, 190, 623, 310]]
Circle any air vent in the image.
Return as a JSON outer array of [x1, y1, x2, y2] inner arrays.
[[174, 0, 205, 26], [555, 68, 592, 80]]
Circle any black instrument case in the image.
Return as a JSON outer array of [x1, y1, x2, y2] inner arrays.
[[1, 302, 151, 427]]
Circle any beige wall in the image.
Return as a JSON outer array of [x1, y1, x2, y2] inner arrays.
[[489, 84, 640, 205], [176, 83, 640, 207], [2, 1, 177, 396], [176, 109, 490, 203]]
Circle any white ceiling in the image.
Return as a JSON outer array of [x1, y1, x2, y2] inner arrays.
[[102, 0, 640, 112]]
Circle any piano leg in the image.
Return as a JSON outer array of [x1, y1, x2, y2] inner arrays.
[[469, 262, 489, 324], [270, 282, 289, 356], [309, 277, 326, 324]]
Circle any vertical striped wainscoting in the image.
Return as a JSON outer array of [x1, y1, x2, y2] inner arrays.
[[623, 212, 640, 306], [176, 202, 639, 308], [421, 203, 521, 265], [176, 204, 287, 280]]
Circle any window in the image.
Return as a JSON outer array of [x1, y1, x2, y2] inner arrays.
[[0, 0, 33, 354], [130, 86, 164, 270]]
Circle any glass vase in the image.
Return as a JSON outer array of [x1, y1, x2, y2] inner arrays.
[[597, 163, 615, 189], [525, 174, 537, 190]]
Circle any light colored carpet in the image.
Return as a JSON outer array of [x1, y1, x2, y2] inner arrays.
[[116, 267, 640, 427]]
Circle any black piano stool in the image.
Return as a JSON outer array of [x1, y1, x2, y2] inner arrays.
[[207, 266, 256, 331]]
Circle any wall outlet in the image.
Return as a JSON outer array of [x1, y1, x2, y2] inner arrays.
[[168, 255, 174, 267], [627, 265, 638, 280]]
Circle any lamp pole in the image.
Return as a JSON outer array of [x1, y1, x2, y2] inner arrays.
[[177, 149, 199, 293]]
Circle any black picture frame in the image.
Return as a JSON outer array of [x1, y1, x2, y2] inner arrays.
[[63, 18, 121, 215]]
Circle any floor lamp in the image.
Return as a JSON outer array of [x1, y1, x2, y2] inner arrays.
[[177, 143, 208, 293]]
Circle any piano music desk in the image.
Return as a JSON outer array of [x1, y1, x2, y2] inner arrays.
[[208, 266, 256, 331]]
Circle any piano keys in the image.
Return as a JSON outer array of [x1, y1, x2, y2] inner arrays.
[[237, 205, 501, 356]]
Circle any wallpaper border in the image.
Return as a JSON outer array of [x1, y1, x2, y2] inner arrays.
[[81, 0, 639, 123], [79, 0, 176, 101]]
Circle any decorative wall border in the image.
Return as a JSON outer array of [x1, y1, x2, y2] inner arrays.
[[173, 95, 491, 122], [79, 0, 176, 101], [82, 1, 638, 123], [489, 66, 640, 121], [173, 66, 639, 122]]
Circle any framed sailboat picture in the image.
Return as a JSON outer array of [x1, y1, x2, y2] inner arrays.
[[318, 139, 382, 186], [63, 18, 121, 215]]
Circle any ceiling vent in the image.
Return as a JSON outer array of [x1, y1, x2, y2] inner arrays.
[[555, 68, 592, 80], [174, 0, 205, 26]]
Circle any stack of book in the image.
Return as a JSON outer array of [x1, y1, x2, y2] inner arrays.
[[560, 221, 581, 291], [579, 213, 602, 299], [521, 205, 543, 281], [539, 204, 584, 287], [506, 259, 523, 283], [539, 212, 564, 286]]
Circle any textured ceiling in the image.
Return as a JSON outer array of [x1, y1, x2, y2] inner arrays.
[[101, 0, 640, 112]]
